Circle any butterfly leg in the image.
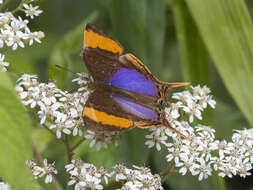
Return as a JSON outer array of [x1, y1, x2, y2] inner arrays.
[[136, 121, 191, 141]]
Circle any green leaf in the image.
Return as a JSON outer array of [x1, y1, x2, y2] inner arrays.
[[0, 72, 41, 190], [146, 0, 166, 77], [186, 0, 253, 127], [119, 129, 150, 166], [0, 69, 13, 90], [48, 12, 98, 89], [171, 0, 209, 85], [110, 0, 147, 62]]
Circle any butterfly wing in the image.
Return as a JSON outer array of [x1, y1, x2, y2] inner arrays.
[[82, 90, 161, 131], [84, 23, 123, 55]]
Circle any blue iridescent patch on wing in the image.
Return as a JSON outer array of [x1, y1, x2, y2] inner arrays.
[[113, 96, 157, 120], [109, 68, 157, 96]]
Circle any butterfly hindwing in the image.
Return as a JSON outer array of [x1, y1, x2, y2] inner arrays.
[[112, 96, 157, 120], [82, 90, 161, 131]]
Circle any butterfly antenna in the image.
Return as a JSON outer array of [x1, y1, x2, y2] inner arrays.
[[137, 121, 191, 141], [166, 124, 192, 142], [55, 64, 76, 75]]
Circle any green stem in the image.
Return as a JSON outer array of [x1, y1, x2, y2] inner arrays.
[[71, 137, 86, 152], [64, 135, 73, 190], [11, 0, 26, 14], [160, 161, 176, 181]]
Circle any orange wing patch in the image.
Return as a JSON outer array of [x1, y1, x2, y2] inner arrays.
[[83, 107, 133, 128], [84, 29, 123, 55]]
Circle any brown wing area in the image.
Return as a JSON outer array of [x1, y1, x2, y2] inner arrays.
[[82, 47, 122, 83], [82, 90, 157, 131]]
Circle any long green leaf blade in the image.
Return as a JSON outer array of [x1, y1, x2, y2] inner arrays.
[[171, 0, 209, 85], [110, 0, 147, 62], [146, 0, 166, 76], [0, 72, 42, 190], [186, 0, 253, 126]]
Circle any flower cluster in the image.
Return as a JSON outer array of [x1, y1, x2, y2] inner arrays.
[[65, 160, 163, 190], [85, 130, 120, 151], [65, 159, 111, 190], [113, 164, 163, 190], [145, 85, 253, 180], [16, 74, 89, 139], [0, 182, 11, 190], [26, 159, 57, 183], [0, 0, 44, 72]]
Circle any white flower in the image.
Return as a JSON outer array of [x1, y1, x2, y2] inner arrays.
[[6, 30, 26, 50], [0, 182, 11, 190], [23, 4, 43, 19], [176, 155, 195, 175], [72, 118, 84, 136], [145, 127, 167, 151], [16, 16, 29, 30], [85, 130, 120, 150], [66, 160, 109, 190], [26, 159, 57, 184], [16, 74, 38, 86], [49, 115, 74, 138], [0, 53, 9, 72], [172, 91, 193, 105], [38, 102, 62, 124], [72, 73, 89, 85], [192, 158, 212, 181], [218, 163, 236, 178], [0, 29, 11, 48], [182, 102, 203, 123], [113, 164, 163, 190], [25, 29, 44, 45]]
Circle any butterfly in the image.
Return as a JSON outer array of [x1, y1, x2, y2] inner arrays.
[[81, 23, 189, 139]]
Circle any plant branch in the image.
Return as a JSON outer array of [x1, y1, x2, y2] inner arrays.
[[160, 161, 176, 181], [71, 137, 86, 152], [64, 135, 73, 190]]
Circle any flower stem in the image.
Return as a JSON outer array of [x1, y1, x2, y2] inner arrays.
[[71, 137, 86, 152], [32, 144, 62, 190], [160, 161, 176, 181], [11, 0, 26, 14], [64, 135, 73, 190]]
